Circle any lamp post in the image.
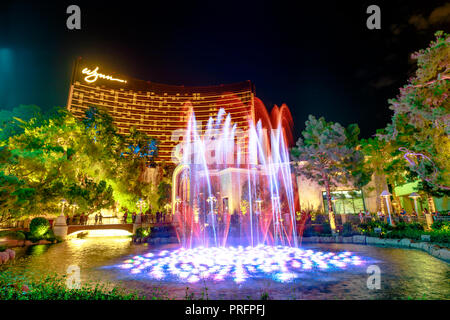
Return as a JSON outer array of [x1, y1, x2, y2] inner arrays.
[[71, 203, 79, 215], [175, 197, 181, 214], [59, 199, 67, 216], [136, 198, 146, 224], [206, 195, 217, 244], [380, 190, 393, 226], [54, 199, 69, 239], [409, 192, 421, 216], [164, 203, 171, 222], [70, 203, 79, 224], [255, 199, 263, 244]]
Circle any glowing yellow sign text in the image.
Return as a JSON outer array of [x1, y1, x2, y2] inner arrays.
[[81, 67, 127, 84]]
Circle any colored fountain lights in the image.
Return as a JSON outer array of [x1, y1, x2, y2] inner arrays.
[[118, 245, 364, 284], [171, 104, 298, 248], [116, 105, 366, 284]]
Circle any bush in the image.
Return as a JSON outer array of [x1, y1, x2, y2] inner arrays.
[[29, 218, 50, 239], [0, 270, 146, 300], [0, 230, 26, 240], [43, 229, 56, 242], [302, 224, 316, 236], [0, 245, 6, 252], [432, 220, 450, 232], [321, 223, 332, 235], [135, 227, 151, 239], [342, 222, 353, 236]]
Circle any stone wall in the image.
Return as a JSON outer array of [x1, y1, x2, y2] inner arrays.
[[301, 235, 450, 262]]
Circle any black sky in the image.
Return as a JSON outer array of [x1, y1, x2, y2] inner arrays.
[[0, 0, 448, 140]]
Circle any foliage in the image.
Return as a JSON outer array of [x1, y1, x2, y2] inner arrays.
[[135, 227, 151, 238], [378, 31, 450, 193], [0, 230, 26, 240], [0, 245, 6, 252], [321, 222, 332, 235], [29, 217, 50, 238], [0, 105, 163, 221], [342, 222, 353, 236], [432, 220, 450, 232], [291, 115, 372, 232], [0, 269, 146, 300], [358, 220, 449, 243]]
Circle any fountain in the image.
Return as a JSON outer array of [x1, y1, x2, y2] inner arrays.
[[114, 101, 367, 284], [171, 102, 298, 248]]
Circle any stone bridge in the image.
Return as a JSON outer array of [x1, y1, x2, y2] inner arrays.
[[66, 222, 174, 236]]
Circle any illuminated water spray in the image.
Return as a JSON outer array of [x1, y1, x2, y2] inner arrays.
[[171, 103, 298, 248], [114, 101, 368, 284]]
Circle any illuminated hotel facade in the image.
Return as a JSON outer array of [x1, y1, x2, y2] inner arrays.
[[66, 58, 256, 164]]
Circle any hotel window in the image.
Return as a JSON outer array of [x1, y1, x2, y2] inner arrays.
[[322, 190, 366, 215]]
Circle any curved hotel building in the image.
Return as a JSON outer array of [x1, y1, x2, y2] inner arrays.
[[66, 59, 256, 164]]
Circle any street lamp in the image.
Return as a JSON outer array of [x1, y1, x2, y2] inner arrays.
[[175, 197, 182, 213], [409, 192, 421, 216], [59, 199, 68, 215], [255, 199, 263, 215], [70, 203, 79, 215], [136, 198, 146, 224], [164, 203, 171, 222], [380, 190, 393, 226]]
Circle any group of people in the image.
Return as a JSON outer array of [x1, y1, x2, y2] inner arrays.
[[357, 207, 443, 224], [65, 213, 105, 225], [122, 210, 170, 224], [66, 213, 90, 225]]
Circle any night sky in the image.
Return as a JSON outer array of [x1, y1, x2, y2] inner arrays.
[[1, 0, 449, 140]]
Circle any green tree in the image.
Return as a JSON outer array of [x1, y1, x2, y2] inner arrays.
[[291, 115, 372, 233], [379, 31, 449, 194]]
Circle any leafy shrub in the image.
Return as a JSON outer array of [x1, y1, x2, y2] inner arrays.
[[321, 223, 332, 235], [302, 224, 316, 236], [0, 230, 26, 240], [0, 270, 146, 300], [43, 229, 56, 242], [432, 220, 450, 232], [135, 227, 151, 238], [11, 231, 26, 240], [342, 222, 353, 236], [0, 245, 6, 252], [29, 217, 50, 238]]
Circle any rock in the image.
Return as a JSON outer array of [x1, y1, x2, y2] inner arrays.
[[384, 239, 401, 246], [160, 238, 168, 244], [436, 248, 450, 262], [0, 251, 9, 263], [5, 249, 15, 260], [410, 241, 421, 249], [365, 237, 378, 245], [399, 239, 411, 247], [153, 238, 161, 244], [420, 235, 431, 242], [302, 236, 318, 243], [25, 240, 33, 246], [352, 235, 366, 244], [319, 237, 334, 243], [343, 236, 353, 243], [419, 242, 431, 252], [169, 237, 178, 243], [335, 236, 343, 243]]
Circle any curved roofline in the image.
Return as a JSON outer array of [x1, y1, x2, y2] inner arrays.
[[73, 57, 255, 94]]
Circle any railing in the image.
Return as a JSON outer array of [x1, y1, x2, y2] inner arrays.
[[67, 215, 174, 226]]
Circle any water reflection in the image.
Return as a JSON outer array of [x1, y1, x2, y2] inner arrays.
[[6, 238, 450, 300]]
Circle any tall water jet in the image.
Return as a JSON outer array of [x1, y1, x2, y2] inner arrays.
[[172, 102, 298, 248]]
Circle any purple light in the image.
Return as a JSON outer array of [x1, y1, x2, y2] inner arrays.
[[115, 245, 366, 283]]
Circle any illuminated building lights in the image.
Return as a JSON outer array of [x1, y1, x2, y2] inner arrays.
[[115, 245, 366, 284], [82, 67, 127, 83]]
